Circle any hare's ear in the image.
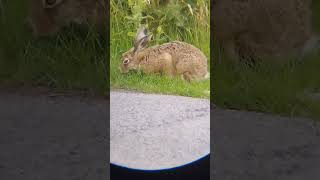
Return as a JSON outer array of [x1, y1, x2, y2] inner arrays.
[[133, 35, 151, 54], [135, 26, 147, 42], [42, 0, 64, 9], [133, 26, 150, 54]]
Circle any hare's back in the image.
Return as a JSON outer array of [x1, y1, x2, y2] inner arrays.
[[158, 41, 207, 60]]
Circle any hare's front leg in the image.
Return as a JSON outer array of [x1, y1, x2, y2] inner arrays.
[[161, 53, 175, 78], [163, 64, 175, 78]]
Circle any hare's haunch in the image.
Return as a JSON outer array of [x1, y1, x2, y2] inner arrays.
[[28, 0, 106, 36], [119, 27, 209, 82], [213, 0, 316, 61]]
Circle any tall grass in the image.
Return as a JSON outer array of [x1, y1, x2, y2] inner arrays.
[[110, 0, 210, 98], [0, 0, 107, 95]]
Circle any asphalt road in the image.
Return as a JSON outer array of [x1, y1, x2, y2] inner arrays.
[[212, 108, 320, 180], [0, 92, 108, 180], [1, 91, 320, 180]]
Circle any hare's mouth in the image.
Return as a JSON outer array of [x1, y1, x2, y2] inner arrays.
[[119, 67, 129, 74]]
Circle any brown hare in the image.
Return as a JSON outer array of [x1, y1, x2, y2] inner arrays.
[[27, 0, 106, 36], [213, 0, 316, 61], [119, 27, 209, 82]]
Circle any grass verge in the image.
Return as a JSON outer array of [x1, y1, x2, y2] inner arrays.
[[110, 0, 210, 99], [213, 52, 320, 120], [0, 1, 107, 95]]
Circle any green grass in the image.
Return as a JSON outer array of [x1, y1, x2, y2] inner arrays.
[[110, 0, 210, 99], [2, 0, 319, 120], [0, 1, 107, 95], [213, 48, 320, 120]]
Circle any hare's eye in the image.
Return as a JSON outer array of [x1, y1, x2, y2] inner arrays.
[[43, 0, 63, 8], [123, 59, 130, 65], [45, 0, 56, 6]]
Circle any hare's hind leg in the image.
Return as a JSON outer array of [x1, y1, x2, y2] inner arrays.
[[180, 72, 192, 82], [175, 57, 193, 82]]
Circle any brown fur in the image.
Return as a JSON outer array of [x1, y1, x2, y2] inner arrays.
[[213, 0, 315, 61], [120, 41, 208, 82], [28, 0, 106, 36]]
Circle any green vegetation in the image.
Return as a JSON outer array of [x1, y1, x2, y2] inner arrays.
[[3, 0, 319, 120], [213, 54, 320, 119], [213, 5, 320, 119], [313, 0, 320, 32], [110, 0, 210, 98], [0, 1, 107, 95]]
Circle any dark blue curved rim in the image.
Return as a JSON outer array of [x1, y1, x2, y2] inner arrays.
[[110, 153, 210, 172]]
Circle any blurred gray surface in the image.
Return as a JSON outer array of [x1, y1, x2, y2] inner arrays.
[[0, 92, 108, 180], [212, 108, 320, 180], [110, 91, 210, 170], [2, 91, 320, 179]]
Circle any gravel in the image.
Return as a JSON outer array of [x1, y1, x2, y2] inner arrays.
[[110, 90, 210, 170]]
